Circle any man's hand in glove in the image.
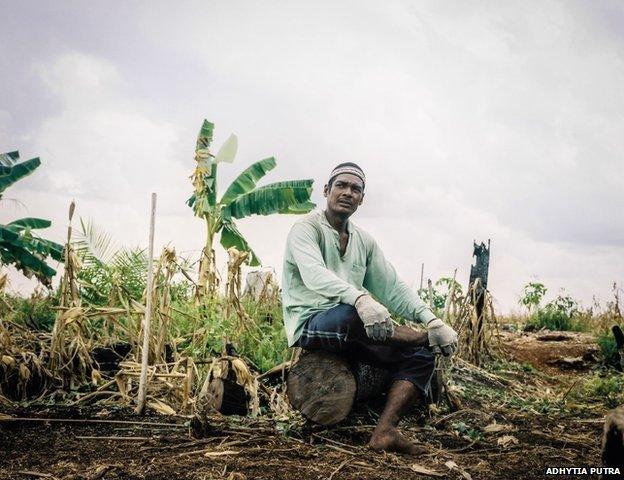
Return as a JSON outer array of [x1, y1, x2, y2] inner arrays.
[[354, 294, 394, 341], [427, 318, 458, 356]]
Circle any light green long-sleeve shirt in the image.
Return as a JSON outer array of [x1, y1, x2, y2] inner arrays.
[[282, 210, 437, 346]]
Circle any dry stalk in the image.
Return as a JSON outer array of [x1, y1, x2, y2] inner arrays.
[[48, 201, 94, 388], [0, 320, 55, 399], [454, 280, 500, 366], [225, 248, 259, 336], [152, 246, 177, 365], [116, 357, 195, 414]]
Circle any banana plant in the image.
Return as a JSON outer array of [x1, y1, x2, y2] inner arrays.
[[0, 151, 63, 286], [188, 120, 315, 297]]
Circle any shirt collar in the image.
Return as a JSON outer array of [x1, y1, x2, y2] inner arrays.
[[321, 210, 352, 235]]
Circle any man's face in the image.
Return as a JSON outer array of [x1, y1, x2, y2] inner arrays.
[[323, 173, 365, 217]]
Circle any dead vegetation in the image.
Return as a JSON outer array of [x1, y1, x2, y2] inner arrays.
[[1, 229, 622, 478]]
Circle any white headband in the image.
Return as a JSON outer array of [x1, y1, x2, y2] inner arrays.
[[329, 166, 366, 185]]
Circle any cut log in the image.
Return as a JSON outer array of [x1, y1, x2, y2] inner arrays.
[[287, 350, 356, 425], [287, 350, 390, 425], [287, 350, 447, 425]]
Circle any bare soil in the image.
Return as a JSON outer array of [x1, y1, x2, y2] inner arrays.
[[500, 330, 600, 375], [0, 405, 605, 480]]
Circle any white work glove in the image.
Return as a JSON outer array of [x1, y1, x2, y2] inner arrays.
[[427, 318, 458, 356], [354, 294, 394, 341]]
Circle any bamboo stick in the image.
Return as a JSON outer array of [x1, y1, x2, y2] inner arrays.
[[136, 193, 157, 415]]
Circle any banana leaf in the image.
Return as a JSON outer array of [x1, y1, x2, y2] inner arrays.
[[0, 151, 19, 175], [0, 224, 63, 261], [186, 193, 196, 208], [280, 200, 316, 214], [0, 242, 57, 282], [0, 225, 20, 243], [225, 180, 315, 219], [219, 157, 276, 206], [208, 163, 218, 206], [0, 151, 20, 167], [214, 134, 238, 164], [20, 236, 64, 262], [196, 120, 214, 152], [7, 217, 52, 230], [220, 220, 261, 266], [0, 157, 41, 194]]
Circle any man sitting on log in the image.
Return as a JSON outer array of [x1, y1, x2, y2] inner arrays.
[[282, 162, 458, 453]]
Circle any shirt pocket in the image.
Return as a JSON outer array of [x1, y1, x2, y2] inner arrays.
[[350, 263, 366, 288]]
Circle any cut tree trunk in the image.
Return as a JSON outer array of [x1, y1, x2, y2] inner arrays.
[[287, 350, 394, 426], [287, 350, 355, 425]]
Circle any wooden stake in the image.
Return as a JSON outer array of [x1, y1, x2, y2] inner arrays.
[[443, 269, 458, 322], [427, 278, 433, 309], [136, 193, 157, 415], [419, 263, 424, 291]]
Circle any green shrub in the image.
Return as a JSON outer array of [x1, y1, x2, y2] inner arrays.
[[525, 292, 588, 332], [170, 296, 288, 373], [7, 294, 57, 331], [582, 373, 624, 408], [519, 282, 547, 313], [597, 331, 621, 370], [527, 307, 574, 331]]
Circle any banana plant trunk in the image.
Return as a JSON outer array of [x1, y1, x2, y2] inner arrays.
[[196, 214, 219, 301]]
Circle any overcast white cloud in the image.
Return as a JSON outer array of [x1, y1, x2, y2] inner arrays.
[[1, 0, 622, 312]]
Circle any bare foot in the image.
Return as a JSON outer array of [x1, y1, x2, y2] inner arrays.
[[368, 427, 421, 455]]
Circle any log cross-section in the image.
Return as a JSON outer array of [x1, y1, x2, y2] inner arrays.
[[287, 350, 357, 426]]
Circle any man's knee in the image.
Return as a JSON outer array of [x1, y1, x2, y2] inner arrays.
[[335, 304, 361, 327], [402, 347, 436, 373], [297, 304, 363, 351]]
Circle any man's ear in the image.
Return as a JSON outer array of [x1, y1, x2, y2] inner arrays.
[[358, 192, 365, 205], [323, 184, 329, 197]]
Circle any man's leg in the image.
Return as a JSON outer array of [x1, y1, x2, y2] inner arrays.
[[368, 380, 421, 454], [297, 305, 429, 351], [384, 324, 428, 347]]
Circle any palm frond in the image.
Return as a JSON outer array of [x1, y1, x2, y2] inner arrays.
[[74, 217, 119, 265]]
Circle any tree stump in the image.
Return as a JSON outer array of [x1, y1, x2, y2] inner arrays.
[[192, 357, 250, 437], [287, 350, 389, 425], [202, 377, 248, 416]]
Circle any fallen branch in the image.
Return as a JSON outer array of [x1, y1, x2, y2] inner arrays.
[[328, 458, 351, 480], [0, 417, 187, 428], [75, 435, 152, 441]]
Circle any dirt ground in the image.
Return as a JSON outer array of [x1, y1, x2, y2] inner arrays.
[[0, 331, 616, 480], [500, 330, 601, 375]]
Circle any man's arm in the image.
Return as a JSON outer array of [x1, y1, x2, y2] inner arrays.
[[287, 222, 363, 305], [363, 238, 437, 325]]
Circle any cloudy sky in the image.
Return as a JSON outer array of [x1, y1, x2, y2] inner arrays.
[[1, 0, 623, 313]]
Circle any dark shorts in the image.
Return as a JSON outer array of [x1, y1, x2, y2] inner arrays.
[[295, 304, 435, 395]]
